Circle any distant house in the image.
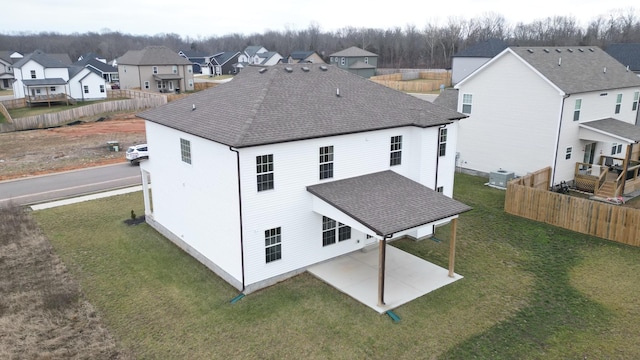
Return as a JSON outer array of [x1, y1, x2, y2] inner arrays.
[[209, 51, 241, 75], [285, 51, 325, 64], [236, 46, 283, 70], [451, 38, 508, 85], [178, 50, 210, 75], [605, 43, 640, 76], [328, 47, 377, 78], [12, 50, 107, 103], [117, 46, 194, 93], [74, 54, 119, 84], [136, 63, 471, 299], [453, 46, 640, 197], [0, 51, 16, 89]]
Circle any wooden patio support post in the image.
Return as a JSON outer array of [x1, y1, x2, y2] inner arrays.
[[448, 218, 458, 278], [377, 237, 387, 306]]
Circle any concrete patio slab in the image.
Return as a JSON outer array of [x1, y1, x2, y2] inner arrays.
[[307, 245, 462, 313]]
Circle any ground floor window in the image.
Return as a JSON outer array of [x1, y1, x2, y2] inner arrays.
[[322, 216, 350, 246], [265, 227, 281, 263]]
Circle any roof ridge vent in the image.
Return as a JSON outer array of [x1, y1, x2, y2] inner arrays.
[[285, 67, 293, 73], [527, 49, 534, 53], [320, 65, 328, 71], [567, 48, 573, 53], [259, 68, 267, 73], [544, 49, 550, 53], [589, 48, 594, 52], [579, 48, 584, 52], [302, 66, 310, 72], [555, 49, 561, 53]]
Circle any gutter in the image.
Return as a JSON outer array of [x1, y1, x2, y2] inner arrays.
[[229, 146, 246, 291], [551, 94, 569, 188]]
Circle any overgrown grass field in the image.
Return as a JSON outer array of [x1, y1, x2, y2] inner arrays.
[[33, 173, 640, 359]]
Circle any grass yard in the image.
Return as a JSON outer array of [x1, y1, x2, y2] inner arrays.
[[33, 173, 640, 359]]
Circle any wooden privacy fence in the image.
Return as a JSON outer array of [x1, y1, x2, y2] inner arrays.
[[371, 70, 451, 93], [505, 167, 640, 247], [0, 97, 167, 132], [0, 98, 26, 109]]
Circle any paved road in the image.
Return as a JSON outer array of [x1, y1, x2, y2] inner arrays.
[[0, 163, 142, 207]]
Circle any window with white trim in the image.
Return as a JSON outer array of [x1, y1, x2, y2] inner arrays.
[[436, 186, 444, 193], [633, 92, 639, 111], [172, 65, 178, 74], [341, 57, 345, 66], [565, 147, 572, 160], [611, 143, 622, 155], [364, 57, 369, 64], [30, 70, 36, 79], [144, 81, 150, 89], [319, 146, 334, 180], [256, 154, 274, 191], [390, 135, 402, 166], [439, 128, 448, 157], [83, 85, 89, 94], [153, 66, 158, 74], [615, 93, 622, 114], [462, 94, 472, 114], [265, 227, 281, 263], [322, 216, 350, 246], [50, 86, 55, 92], [100, 85, 105, 93], [573, 99, 582, 121], [180, 138, 191, 164]]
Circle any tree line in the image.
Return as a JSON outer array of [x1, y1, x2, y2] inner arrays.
[[2, 8, 640, 69]]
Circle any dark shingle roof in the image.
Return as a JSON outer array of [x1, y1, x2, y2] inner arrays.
[[331, 46, 378, 57], [212, 51, 240, 65], [179, 50, 208, 58], [138, 63, 466, 148], [605, 43, 640, 72], [74, 57, 117, 73], [580, 118, 640, 142], [13, 50, 70, 69], [0, 51, 13, 64], [290, 51, 315, 60], [509, 46, 640, 94], [307, 171, 472, 236], [117, 46, 192, 66], [244, 46, 265, 57], [22, 78, 68, 86], [433, 88, 459, 111], [454, 38, 508, 58]]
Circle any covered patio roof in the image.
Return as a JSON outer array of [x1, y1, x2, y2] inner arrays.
[[153, 74, 183, 80], [579, 118, 640, 143], [307, 170, 472, 237], [307, 170, 471, 308], [22, 78, 68, 86]]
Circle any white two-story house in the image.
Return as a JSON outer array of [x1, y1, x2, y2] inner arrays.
[[137, 64, 471, 302], [454, 46, 640, 197]]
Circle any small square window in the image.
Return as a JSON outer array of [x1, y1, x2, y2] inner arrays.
[[50, 86, 55, 92], [100, 85, 105, 93], [565, 147, 572, 160], [83, 85, 89, 94], [436, 186, 444, 193]]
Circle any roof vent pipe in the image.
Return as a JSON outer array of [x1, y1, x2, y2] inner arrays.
[[336, 88, 340, 97], [604, 67, 607, 74], [558, 57, 562, 66], [627, 65, 630, 71]]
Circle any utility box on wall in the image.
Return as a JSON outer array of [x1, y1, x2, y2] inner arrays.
[[489, 170, 515, 188]]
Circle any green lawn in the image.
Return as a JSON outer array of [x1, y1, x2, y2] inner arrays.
[[33, 173, 640, 359]]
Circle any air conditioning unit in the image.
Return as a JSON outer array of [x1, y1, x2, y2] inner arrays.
[[489, 169, 515, 188]]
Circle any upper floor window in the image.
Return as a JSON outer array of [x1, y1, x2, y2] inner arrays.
[[633, 92, 639, 111], [144, 81, 150, 89], [180, 138, 191, 164], [100, 85, 105, 93], [462, 94, 472, 114], [573, 99, 582, 121], [390, 135, 402, 166], [330, 57, 333, 62], [341, 57, 345, 66], [319, 146, 334, 180], [83, 85, 89, 94], [172, 65, 178, 74], [256, 154, 274, 192], [30, 70, 36, 79], [364, 57, 369, 64], [187, 66, 192, 73], [265, 227, 282, 263], [439, 128, 448, 157], [436, 186, 444, 193], [152, 66, 158, 74], [615, 94, 622, 114], [565, 147, 572, 160]]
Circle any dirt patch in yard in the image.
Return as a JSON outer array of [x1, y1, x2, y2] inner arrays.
[[0, 113, 146, 181]]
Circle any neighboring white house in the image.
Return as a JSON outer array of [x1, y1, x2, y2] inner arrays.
[[454, 46, 640, 195], [12, 50, 107, 102], [237, 46, 283, 68], [137, 63, 471, 300], [451, 38, 507, 85]]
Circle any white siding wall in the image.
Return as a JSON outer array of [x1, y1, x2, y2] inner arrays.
[[237, 125, 454, 287], [142, 122, 243, 282], [69, 70, 107, 100], [452, 57, 491, 85], [554, 88, 640, 183], [456, 52, 562, 177]]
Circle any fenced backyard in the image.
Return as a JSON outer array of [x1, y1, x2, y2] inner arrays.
[[505, 167, 640, 247], [370, 70, 451, 93]]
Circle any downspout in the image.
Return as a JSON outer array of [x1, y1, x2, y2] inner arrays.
[[551, 94, 569, 188], [229, 146, 246, 292]]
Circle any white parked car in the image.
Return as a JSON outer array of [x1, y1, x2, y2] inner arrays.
[[125, 144, 149, 165]]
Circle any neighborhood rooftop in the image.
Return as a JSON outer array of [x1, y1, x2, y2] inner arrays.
[[509, 46, 640, 94], [117, 46, 192, 66], [138, 63, 466, 148]]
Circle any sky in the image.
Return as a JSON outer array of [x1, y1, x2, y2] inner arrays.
[[2, 0, 639, 38]]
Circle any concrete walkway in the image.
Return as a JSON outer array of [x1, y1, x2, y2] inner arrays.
[[308, 245, 462, 313], [30, 186, 142, 211]]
